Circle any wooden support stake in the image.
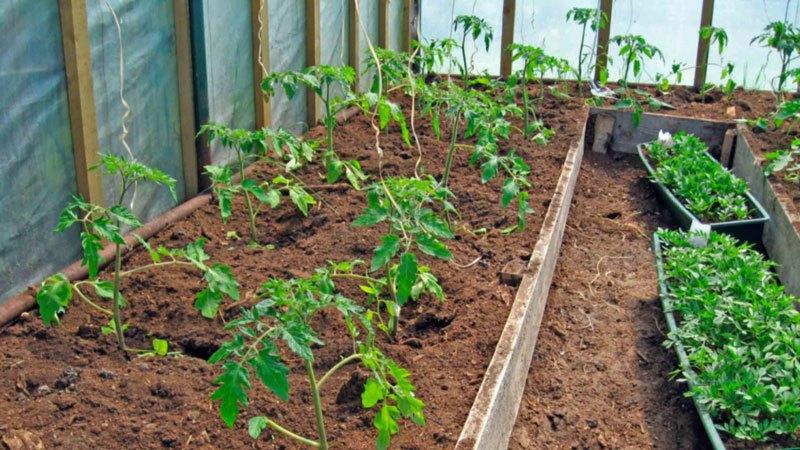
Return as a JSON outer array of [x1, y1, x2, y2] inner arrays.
[[348, 0, 360, 91], [594, 0, 613, 82], [693, 0, 715, 90], [379, 0, 389, 48], [173, 0, 198, 198], [402, 0, 413, 53], [251, 0, 272, 129], [499, 0, 516, 78], [720, 128, 735, 167], [306, 0, 321, 125], [59, 0, 104, 206]]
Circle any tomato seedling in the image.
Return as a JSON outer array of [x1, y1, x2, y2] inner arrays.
[[37, 155, 239, 351], [751, 21, 800, 99], [209, 268, 424, 449], [566, 7, 607, 94], [452, 15, 494, 85]]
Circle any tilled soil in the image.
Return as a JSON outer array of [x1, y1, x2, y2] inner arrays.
[[509, 152, 704, 449], [0, 93, 585, 449]]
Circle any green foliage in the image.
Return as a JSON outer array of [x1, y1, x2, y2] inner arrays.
[[453, 15, 494, 83], [364, 47, 411, 91], [764, 137, 800, 183], [357, 92, 412, 149], [412, 38, 457, 79], [565, 7, 607, 89], [262, 65, 367, 186], [200, 124, 317, 243], [610, 34, 664, 87], [751, 21, 800, 96], [644, 132, 753, 222], [209, 269, 424, 449], [700, 26, 737, 101], [507, 44, 557, 142], [657, 229, 800, 441]]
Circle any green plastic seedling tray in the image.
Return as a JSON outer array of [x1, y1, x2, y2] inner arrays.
[[638, 144, 770, 246]]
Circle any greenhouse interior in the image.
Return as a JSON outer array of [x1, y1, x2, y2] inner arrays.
[[2, 0, 800, 448]]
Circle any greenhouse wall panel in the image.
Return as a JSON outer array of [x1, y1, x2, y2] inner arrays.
[[269, 0, 308, 133], [0, 0, 82, 302]]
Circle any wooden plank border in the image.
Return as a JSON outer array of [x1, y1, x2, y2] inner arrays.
[[251, 0, 272, 129], [456, 114, 587, 449], [306, 0, 321, 125], [499, 0, 516, 78], [693, 0, 715, 90], [59, 0, 104, 206], [594, 0, 613, 82], [173, 0, 198, 197]]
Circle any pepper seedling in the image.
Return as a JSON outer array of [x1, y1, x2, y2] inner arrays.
[[262, 65, 367, 187], [199, 124, 317, 244], [37, 154, 239, 351], [209, 268, 425, 449]]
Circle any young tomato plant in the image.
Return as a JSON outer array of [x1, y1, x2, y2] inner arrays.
[[37, 155, 239, 351], [200, 124, 317, 244], [566, 7, 607, 94], [609, 35, 670, 126], [751, 21, 800, 98], [700, 26, 737, 101], [413, 38, 457, 81], [507, 44, 556, 141], [352, 177, 454, 335], [209, 269, 425, 449], [262, 65, 367, 186], [452, 15, 494, 85], [764, 137, 800, 183]]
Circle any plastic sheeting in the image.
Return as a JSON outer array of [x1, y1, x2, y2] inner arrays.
[[88, 0, 186, 221], [194, 0, 256, 164], [387, 0, 404, 52], [358, 0, 380, 92], [269, 0, 308, 133], [0, 1, 82, 302]]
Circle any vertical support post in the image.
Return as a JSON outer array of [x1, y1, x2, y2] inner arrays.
[[693, 0, 715, 90], [499, 0, 516, 78], [251, 0, 272, 129], [173, 0, 198, 198], [59, 0, 104, 206], [349, 0, 360, 91], [379, 0, 389, 48], [306, 0, 321, 125], [402, 0, 412, 53], [594, 0, 613, 82]]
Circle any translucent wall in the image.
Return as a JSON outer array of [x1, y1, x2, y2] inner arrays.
[[322, 0, 350, 102], [0, 1, 82, 302], [358, 0, 381, 91], [710, 1, 799, 90], [388, 0, 405, 51], [420, 0, 502, 75], [88, 0, 186, 221], [195, 0, 256, 164], [269, 0, 308, 132]]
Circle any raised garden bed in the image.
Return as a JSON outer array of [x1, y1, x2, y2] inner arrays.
[[637, 138, 769, 245], [0, 89, 586, 449]]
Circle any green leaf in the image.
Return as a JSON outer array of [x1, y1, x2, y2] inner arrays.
[[371, 234, 401, 272], [80, 231, 104, 278], [481, 156, 499, 183], [248, 416, 269, 439], [396, 252, 418, 305], [416, 234, 452, 260], [419, 210, 454, 239], [501, 178, 519, 208], [353, 207, 388, 227], [374, 404, 399, 450], [152, 338, 169, 356], [288, 185, 316, 216], [208, 334, 245, 364], [195, 288, 223, 319], [361, 377, 385, 408], [108, 205, 143, 228], [211, 361, 251, 428], [249, 348, 290, 401], [326, 158, 344, 183], [36, 274, 73, 326], [281, 326, 314, 361], [205, 263, 240, 301], [93, 280, 115, 299]]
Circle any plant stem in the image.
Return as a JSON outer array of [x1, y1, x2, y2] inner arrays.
[[330, 273, 385, 284], [461, 32, 469, 86], [73, 283, 113, 315], [577, 22, 587, 93], [305, 360, 329, 450], [522, 66, 531, 139], [111, 241, 126, 351], [118, 260, 194, 278], [316, 353, 363, 389], [237, 151, 258, 243], [441, 110, 461, 190], [267, 418, 320, 448]]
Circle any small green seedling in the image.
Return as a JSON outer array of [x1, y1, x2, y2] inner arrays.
[[262, 65, 367, 186], [764, 137, 800, 183], [210, 269, 425, 449], [507, 44, 557, 141], [751, 21, 800, 98], [566, 7, 608, 94], [609, 34, 670, 126], [700, 26, 737, 101], [412, 38, 457, 80], [200, 124, 317, 244], [37, 155, 239, 351], [352, 176, 453, 335], [453, 15, 494, 85]]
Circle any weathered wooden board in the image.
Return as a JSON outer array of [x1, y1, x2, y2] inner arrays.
[[732, 124, 800, 296], [588, 107, 734, 156], [456, 117, 587, 449]]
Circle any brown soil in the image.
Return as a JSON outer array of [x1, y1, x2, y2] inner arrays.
[[0, 92, 585, 449], [509, 151, 706, 449], [739, 127, 800, 231]]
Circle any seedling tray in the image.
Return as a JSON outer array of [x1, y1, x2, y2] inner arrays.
[[652, 233, 727, 450], [638, 144, 769, 245]]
